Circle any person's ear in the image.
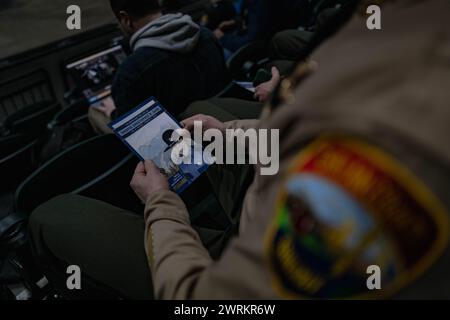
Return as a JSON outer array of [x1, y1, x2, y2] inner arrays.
[[117, 11, 134, 36]]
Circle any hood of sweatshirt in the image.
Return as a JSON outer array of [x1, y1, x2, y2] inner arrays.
[[130, 13, 201, 54]]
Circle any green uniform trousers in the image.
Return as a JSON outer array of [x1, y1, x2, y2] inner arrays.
[[28, 163, 252, 299]]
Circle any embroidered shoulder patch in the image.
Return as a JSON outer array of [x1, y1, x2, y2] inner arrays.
[[266, 136, 449, 299]]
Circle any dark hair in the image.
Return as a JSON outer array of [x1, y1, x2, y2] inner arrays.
[[159, 0, 187, 13], [109, 0, 162, 19]]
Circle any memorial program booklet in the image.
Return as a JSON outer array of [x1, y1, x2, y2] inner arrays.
[[109, 97, 209, 194]]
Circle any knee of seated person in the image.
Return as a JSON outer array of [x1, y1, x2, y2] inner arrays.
[[29, 194, 80, 228], [270, 31, 291, 52], [181, 100, 211, 120], [272, 30, 290, 43]]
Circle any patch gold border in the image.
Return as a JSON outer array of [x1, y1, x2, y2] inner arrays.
[[265, 134, 450, 299]]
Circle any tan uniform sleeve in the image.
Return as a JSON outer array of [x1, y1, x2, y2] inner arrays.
[[144, 189, 274, 300], [144, 190, 212, 299]]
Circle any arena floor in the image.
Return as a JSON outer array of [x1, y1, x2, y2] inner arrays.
[[0, 0, 115, 60]]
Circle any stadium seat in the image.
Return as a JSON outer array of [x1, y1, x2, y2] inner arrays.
[[47, 99, 89, 131], [1, 102, 60, 137], [0, 134, 37, 194], [74, 153, 143, 214], [39, 101, 95, 165], [14, 134, 131, 216], [227, 41, 270, 81]]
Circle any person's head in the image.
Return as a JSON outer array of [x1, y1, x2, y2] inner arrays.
[[162, 129, 175, 147], [109, 0, 163, 38]]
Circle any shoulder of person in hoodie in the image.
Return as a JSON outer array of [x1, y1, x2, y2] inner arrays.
[[115, 24, 221, 84]]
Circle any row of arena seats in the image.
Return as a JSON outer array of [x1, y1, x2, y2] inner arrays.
[[1, 0, 350, 298], [0, 78, 258, 219], [0, 42, 262, 299], [0, 18, 126, 297]]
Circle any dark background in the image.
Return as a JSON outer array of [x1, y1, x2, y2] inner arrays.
[[0, 0, 114, 60]]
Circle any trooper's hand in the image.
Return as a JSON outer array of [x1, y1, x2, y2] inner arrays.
[[254, 67, 281, 103], [130, 160, 169, 203], [181, 114, 225, 133]]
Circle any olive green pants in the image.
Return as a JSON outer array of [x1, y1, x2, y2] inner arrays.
[[89, 98, 263, 135], [269, 29, 315, 61], [28, 163, 252, 300], [181, 98, 263, 122]]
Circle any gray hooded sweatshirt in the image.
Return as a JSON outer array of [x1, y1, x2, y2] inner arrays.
[[130, 13, 201, 54]]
